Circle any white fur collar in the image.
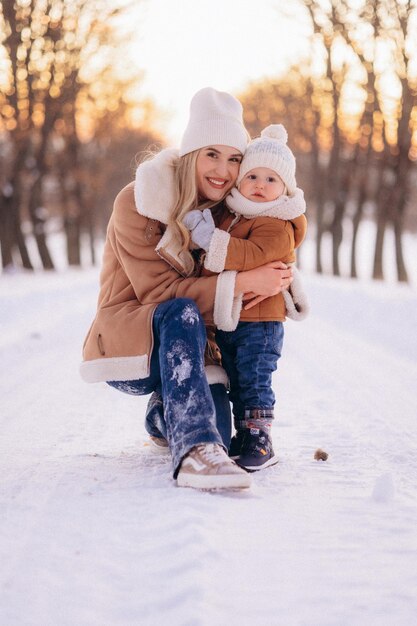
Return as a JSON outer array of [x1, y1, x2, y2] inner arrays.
[[134, 148, 179, 223], [134, 148, 196, 276], [225, 187, 306, 220]]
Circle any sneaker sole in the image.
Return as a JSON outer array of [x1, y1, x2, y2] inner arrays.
[[177, 472, 252, 490], [237, 455, 279, 472], [148, 437, 170, 456]]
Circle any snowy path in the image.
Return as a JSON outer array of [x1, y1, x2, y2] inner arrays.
[[1, 270, 417, 626]]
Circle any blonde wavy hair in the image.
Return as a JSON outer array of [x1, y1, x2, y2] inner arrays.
[[137, 147, 229, 266], [170, 150, 229, 261]]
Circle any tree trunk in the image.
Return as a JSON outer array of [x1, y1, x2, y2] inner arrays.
[[15, 212, 34, 270], [0, 194, 15, 269], [372, 215, 387, 280], [6, 184, 34, 271], [350, 183, 364, 279], [393, 214, 408, 282], [390, 172, 409, 283], [83, 195, 96, 266], [65, 217, 82, 266], [372, 138, 397, 281], [1, 141, 34, 271], [311, 135, 324, 274], [351, 145, 374, 279], [27, 177, 55, 270], [331, 159, 352, 276], [390, 77, 413, 284]]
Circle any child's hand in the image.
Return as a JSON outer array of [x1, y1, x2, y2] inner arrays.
[[183, 209, 215, 251]]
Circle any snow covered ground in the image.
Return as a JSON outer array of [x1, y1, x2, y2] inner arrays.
[[1, 266, 417, 626]]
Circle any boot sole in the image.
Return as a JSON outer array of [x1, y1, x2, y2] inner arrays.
[[177, 472, 252, 490], [236, 455, 279, 472]]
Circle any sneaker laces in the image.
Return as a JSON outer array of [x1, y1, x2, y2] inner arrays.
[[196, 443, 226, 466]]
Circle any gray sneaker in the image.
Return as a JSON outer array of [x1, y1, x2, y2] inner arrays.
[[177, 443, 252, 490]]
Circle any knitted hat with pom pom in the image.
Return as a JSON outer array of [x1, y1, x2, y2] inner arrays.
[[237, 124, 297, 195]]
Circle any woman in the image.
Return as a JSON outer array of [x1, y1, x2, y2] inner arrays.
[[80, 88, 293, 490]]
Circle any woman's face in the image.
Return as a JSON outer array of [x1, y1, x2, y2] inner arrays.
[[196, 146, 243, 202]]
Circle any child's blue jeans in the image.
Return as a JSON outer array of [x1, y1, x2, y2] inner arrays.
[[107, 298, 230, 476], [215, 321, 284, 421]]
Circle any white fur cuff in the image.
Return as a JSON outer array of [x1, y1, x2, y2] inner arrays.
[[80, 354, 149, 383], [205, 365, 229, 387], [204, 228, 231, 273], [213, 271, 242, 331], [283, 267, 310, 321]]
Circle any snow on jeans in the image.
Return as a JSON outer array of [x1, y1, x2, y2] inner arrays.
[[107, 298, 229, 477]]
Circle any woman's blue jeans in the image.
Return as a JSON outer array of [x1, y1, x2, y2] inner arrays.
[[107, 298, 230, 476]]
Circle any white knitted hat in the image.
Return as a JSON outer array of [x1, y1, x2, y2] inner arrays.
[[179, 87, 249, 157], [237, 124, 297, 195]]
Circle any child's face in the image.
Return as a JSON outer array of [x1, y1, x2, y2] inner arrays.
[[239, 167, 285, 202]]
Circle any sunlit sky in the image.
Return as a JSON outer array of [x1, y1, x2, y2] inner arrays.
[[128, 0, 311, 144]]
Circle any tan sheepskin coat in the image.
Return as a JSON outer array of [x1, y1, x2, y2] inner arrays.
[[80, 149, 242, 384]]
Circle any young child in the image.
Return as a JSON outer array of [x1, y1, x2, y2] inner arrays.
[[183, 124, 308, 471]]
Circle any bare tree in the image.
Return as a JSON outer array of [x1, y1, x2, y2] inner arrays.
[[335, 0, 415, 282], [239, 0, 416, 282], [0, 0, 156, 272]]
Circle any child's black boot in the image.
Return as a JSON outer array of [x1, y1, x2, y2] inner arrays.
[[235, 409, 278, 471]]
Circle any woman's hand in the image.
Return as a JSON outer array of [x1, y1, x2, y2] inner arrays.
[[235, 261, 293, 310]]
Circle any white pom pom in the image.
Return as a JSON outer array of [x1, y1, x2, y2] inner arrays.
[[261, 124, 288, 144]]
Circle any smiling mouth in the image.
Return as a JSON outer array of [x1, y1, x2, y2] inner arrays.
[[207, 178, 227, 188]]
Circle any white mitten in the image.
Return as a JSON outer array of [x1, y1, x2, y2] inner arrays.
[[182, 209, 204, 230]]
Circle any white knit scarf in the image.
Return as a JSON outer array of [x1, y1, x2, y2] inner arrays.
[[225, 186, 306, 220]]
